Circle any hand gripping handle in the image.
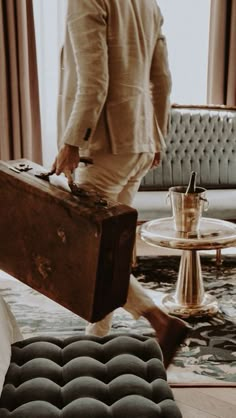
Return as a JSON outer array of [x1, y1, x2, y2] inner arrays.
[[35, 157, 93, 197]]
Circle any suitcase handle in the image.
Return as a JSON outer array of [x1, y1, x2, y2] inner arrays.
[[35, 159, 108, 207], [35, 156, 93, 184]]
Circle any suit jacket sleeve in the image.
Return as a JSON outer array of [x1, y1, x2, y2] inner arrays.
[[150, 11, 172, 138], [62, 0, 108, 148]]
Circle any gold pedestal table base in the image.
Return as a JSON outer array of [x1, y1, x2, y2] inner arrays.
[[140, 217, 236, 318], [162, 250, 218, 317]]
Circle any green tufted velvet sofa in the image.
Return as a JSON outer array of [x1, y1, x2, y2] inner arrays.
[[133, 104, 236, 224]]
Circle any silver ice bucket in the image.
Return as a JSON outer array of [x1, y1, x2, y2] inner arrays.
[[168, 186, 209, 233]]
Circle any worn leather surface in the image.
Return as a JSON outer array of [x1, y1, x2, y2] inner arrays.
[[0, 159, 137, 322]]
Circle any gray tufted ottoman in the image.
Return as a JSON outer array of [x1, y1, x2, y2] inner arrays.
[[0, 333, 182, 417]]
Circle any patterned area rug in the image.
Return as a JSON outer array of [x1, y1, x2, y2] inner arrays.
[[0, 254, 235, 387], [133, 255, 236, 387]]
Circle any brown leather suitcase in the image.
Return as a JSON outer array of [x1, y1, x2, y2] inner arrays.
[[0, 159, 137, 322]]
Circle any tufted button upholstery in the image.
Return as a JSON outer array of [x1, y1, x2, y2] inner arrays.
[[0, 334, 182, 417], [134, 106, 236, 222], [141, 107, 236, 189]]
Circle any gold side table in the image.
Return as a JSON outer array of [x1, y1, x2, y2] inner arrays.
[[140, 217, 236, 318]]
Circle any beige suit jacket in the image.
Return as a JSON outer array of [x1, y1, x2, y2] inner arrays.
[[58, 0, 172, 154]]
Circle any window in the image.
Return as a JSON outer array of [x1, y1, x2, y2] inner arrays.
[[158, 0, 211, 104], [33, 0, 67, 167]]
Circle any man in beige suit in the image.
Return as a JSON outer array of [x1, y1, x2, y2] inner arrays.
[[53, 0, 191, 367]]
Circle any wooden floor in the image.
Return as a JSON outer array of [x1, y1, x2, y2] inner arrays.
[[136, 236, 236, 418], [172, 388, 236, 418]]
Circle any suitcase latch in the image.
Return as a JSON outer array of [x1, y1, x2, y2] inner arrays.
[[13, 163, 33, 172]]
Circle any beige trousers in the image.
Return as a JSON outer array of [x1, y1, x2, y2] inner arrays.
[[76, 151, 156, 336]]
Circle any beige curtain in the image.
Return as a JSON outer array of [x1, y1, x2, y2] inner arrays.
[[207, 0, 236, 105], [0, 0, 42, 163]]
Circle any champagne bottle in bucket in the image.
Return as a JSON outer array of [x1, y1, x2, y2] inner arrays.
[[182, 171, 200, 232], [168, 170, 208, 233], [185, 171, 197, 194]]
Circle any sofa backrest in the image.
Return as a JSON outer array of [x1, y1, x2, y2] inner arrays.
[[140, 105, 236, 190]]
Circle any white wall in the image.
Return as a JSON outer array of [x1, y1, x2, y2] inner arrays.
[[33, 0, 211, 167]]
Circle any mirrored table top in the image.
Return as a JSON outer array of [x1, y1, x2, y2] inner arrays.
[[139, 217, 236, 251]]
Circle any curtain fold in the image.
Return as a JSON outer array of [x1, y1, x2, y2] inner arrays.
[[0, 0, 42, 163], [207, 0, 236, 105]]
